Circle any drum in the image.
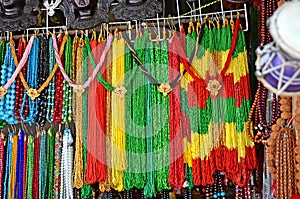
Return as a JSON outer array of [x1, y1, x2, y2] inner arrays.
[[255, 0, 300, 96]]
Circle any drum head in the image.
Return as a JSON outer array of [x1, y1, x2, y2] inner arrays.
[[268, 1, 300, 60]]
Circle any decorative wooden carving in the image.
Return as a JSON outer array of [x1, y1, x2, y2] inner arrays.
[[60, 0, 108, 30], [0, 0, 39, 32], [111, 0, 162, 21]]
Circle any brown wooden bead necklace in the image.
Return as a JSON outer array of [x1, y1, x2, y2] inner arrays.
[[267, 96, 297, 198], [294, 96, 300, 193]]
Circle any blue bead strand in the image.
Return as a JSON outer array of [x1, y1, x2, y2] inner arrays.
[[0, 43, 18, 124], [20, 38, 39, 125]]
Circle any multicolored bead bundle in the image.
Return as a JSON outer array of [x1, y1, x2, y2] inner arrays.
[[0, 17, 259, 198]]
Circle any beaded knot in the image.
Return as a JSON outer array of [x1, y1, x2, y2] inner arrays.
[[114, 86, 127, 99], [158, 83, 172, 97], [27, 88, 40, 101], [207, 79, 222, 96], [0, 87, 7, 99], [73, 85, 85, 96]]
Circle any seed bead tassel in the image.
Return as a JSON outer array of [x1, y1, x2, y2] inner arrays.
[[98, 40, 113, 193], [81, 40, 94, 199], [46, 128, 55, 199], [155, 33, 171, 192], [16, 130, 25, 199], [22, 134, 27, 199], [143, 31, 156, 199], [124, 30, 147, 190], [39, 130, 47, 198], [110, 34, 126, 192], [25, 135, 34, 199], [73, 38, 84, 189], [85, 38, 105, 184], [9, 134, 18, 199], [94, 39, 107, 183], [62, 37, 73, 125], [32, 133, 40, 199], [169, 29, 185, 190]]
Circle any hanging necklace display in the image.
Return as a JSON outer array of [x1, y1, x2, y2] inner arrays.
[[25, 135, 34, 199], [184, 23, 196, 191], [99, 39, 113, 192], [51, 33, 113, 94], [0, 41, 22, 124], [0, 36, 34, 123], [85, 31, 140, 98], [60, 128, 74, 199], [19, 37, 39, 125], [73, 37, 85, 189], [46, 37, 57, 123], [32, 133, 40, 199], [255, 0, 300, 96], [294, 96, 300, 197], [9, 134, 18, 199], [121, 29, 198, 97], [36, 36, 50, 127], [3, 133, 13, 199], [247, 0, 279, 144], [110, 33, 127, 192], [14, 37, 28, 121], [61, 37, 73, 124], [111, 0, 162, 21], [46, 128, 55, 199], [39, 130, 47, 198], [81, 41, 94, 199], [168, 26, 184, 191], [246, 83, 281, 143], [267, 96, 297, 198], [16, 130, 25, 199], [0, 41, 7, 129], [52, 34, 66, 124], [8, 34, 67, 102], [124, 30, 147, 191], [85, 33, 107, 185], [53, 130, 63, 199], [189, 17, 257, 188], [143, 31, 156, 198], [22, 133, 27, 199], [151, 32, 171, 192]]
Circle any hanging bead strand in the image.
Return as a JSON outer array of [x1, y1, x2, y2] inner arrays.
[[19, 37, 39, 125], [14, 38, 27, 120], [62, 37, 73, 124], [36, 36, 50, 127], [46, 37, 56, 123]]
